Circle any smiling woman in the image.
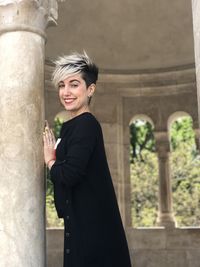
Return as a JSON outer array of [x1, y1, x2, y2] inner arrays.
[[43, 52, 132, 267], [58, 74, 95, 117]]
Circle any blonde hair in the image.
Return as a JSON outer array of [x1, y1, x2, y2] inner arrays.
[[52, 52, 98, 88]]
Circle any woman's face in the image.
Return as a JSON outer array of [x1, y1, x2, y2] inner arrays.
[[58, 74, 94, 117]]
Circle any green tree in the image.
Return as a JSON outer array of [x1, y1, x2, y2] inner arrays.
[[170, 117, 196, 151], [170, 117, 200, 226], [130, 116, 200, 227], [130, 120, 158, 227], [130, 120, 155, 163], [130, 150, 158, 227]]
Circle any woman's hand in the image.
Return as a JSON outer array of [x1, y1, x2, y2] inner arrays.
[[43, 120, 56, 169]]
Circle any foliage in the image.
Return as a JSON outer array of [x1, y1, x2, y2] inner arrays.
[[170, 117, 195, 150], [46, 118, 64, 228], [130, 151, 158, 227], [130, 117, 200, 227], [170, 117, 200, 226], [53, 117, 64, 139], [130, 120, 155, 163]]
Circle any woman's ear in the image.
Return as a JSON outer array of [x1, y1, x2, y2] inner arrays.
[[88, 83, 96, 97]]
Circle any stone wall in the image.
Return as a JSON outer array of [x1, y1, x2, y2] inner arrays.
[[128, 227, 200, 267], [46, 227, 200, 267]]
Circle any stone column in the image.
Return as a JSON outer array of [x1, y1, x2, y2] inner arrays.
[[0, 1, 58, 266], [116, 99, 132, 227], [154, 132, 176, 228], [192, 1, 200, 128], [194, 128, 200, 151]]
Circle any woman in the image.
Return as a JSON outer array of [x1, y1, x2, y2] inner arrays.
[[43, 52, 132, 267]]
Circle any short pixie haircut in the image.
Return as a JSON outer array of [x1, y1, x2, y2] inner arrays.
[[52, 52, 98, 88]]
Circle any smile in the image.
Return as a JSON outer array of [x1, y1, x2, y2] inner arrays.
[[64, 98, 76, 104]]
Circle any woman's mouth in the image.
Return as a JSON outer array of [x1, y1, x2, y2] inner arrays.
[[64, 98, 76, 104]]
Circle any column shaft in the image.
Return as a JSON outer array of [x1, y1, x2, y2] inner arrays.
[[0, 1, 58, 266], [0, 31, 45, 266], [155, 132, 176, 228], [192, 0, 200, 127]]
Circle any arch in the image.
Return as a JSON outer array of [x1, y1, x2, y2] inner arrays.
[[167, 111, 192, 130], [129, 114, 154, 127]]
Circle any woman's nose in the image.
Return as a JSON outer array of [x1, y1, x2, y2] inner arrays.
[[63, 85, 71, 94]]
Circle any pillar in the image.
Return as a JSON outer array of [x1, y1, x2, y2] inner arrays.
[[116, 100, 132, 227], [0, 1, 58, 266], [154, 132, 176, 228], [194, 128, 200, 151], [192, 1, 200, 129]]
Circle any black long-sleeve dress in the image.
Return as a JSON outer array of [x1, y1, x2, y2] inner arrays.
[[50, 112, 132, 267]]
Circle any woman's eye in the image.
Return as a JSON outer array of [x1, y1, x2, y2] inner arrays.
[[58, 84, 64, 89], [71, 83, 78, 88]]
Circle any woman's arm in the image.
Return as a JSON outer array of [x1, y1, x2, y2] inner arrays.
[[50, 118, 98, 188]]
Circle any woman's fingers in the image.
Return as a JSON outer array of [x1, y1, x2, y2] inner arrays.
[[50, 128, 56, 144], [45, 120, 49, 129], [43, 130, 49, 147], [43, 122, 56, 148]]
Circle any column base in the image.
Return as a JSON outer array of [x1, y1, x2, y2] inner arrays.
[[156, 212, 177, 228]]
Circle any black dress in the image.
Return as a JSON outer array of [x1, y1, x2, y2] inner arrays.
[[50, 112, 132, 267]]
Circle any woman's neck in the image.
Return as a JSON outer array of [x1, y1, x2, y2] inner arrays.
[[69, 106, 91, 119]]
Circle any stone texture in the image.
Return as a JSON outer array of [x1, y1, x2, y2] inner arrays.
[[127, 228, 166, 250], [126, 228, 200, 267], [47, 228, 64, 267], [46, 0, 194, 70], [101, 123, 118, 144], [93, 93, 118, 123], [0, 1, 58, 266], [0, 32, 45, 267], [155, 132, 176, 227], [192, 0, 200, 130]]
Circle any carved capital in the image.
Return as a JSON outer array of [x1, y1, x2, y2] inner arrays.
[[154, 131, 170, 157], [0, 0, 59, 38]]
